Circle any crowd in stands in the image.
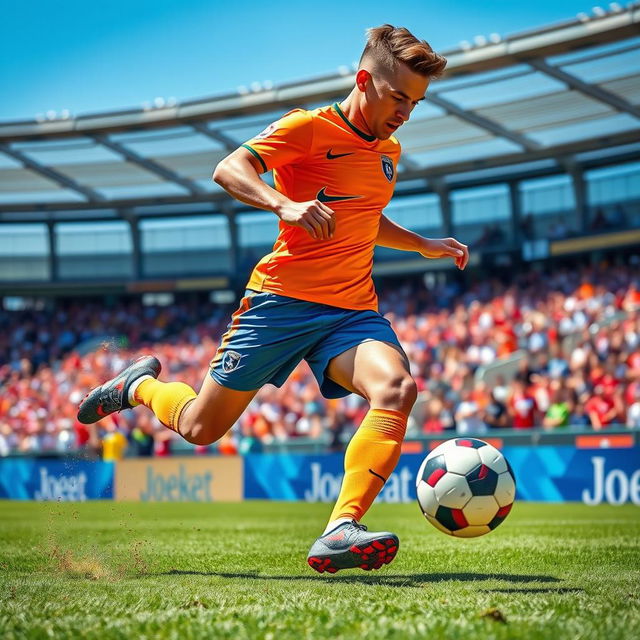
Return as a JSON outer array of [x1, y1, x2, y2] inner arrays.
[[1, 262, 639, 457]]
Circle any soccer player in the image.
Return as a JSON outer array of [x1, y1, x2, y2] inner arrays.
[[77, 25, 469, 573]]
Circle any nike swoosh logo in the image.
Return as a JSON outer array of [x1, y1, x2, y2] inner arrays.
[[316, 187, 361, 203], [326, 149, 354, 160]]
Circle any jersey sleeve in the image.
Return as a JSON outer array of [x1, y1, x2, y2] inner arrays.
[[242, 109, 313, 172]]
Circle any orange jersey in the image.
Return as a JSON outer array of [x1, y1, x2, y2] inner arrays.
[[243, 103, 400, 311]]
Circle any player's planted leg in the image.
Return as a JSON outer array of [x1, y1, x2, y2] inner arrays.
[[306, 408, 408, 573], [306, 340, 415, 573]]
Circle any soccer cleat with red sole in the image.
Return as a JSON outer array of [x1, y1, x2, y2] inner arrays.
[[307, 520, 399, 574], [76, 355, 161, 424]]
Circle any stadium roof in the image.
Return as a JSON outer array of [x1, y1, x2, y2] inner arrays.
[[1, 4, 640, 218]]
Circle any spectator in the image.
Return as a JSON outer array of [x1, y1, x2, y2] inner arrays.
[[547, 343, 570, 379], [627, 387, 640, 428], [422, 398, 445, 433], [542, 385, 572, 429], [482, 388, 509, 429], [0, 422, 16, 456], [454, 389, 487, 435], [130, 414, 156, 457], [584, 385, 618, 430], [508, 376, 538, 429], [100, 417, 128, 461]]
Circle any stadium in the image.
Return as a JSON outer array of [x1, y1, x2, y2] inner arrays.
[[1, 4, 639, 639]]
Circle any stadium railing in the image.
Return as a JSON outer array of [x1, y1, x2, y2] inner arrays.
[[2, 425, 637, 459]]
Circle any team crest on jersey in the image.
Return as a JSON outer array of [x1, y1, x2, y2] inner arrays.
[[254, 123, 277, 140], [222, 350, 242, 373], [381, 155, 394, 182]]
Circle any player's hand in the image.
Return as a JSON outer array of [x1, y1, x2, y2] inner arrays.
[[419, 237, 469, 269], [276, 200, 335, 240]]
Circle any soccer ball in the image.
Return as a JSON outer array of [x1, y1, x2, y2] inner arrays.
[[416, 438, 516, 538]]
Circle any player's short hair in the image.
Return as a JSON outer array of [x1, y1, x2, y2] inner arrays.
[[361, 24, 447, 78]]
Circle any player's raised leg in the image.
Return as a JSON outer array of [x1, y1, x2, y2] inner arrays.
[[77, 289, 264, 444], [307, 340, 416, 573], [77, 355, 257, 445]]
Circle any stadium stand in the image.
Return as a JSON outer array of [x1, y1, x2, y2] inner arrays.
[[0, 261, 638, 457]]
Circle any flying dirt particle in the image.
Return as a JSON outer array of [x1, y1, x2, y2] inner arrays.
[[128, 540, 149, 576], [480, 608, 507, 624]]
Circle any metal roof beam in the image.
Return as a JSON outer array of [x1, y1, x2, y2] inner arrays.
[[427, 93, 542, 151], [91, 134, 205, 196], [527, 58, 640, 120], [191, 122, 239, 150], [2, 129, 638, 215], [398, 153, 421, 172], [0, 143, 103, 202]]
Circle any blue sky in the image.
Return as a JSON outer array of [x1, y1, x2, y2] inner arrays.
[[0, 0, 599, 121]]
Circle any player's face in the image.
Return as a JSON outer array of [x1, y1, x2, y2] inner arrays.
[[364, 64, 429, 140]]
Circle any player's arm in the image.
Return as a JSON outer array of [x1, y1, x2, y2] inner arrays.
[[376, 213, 469, 269], [213, 148, 334, 240]]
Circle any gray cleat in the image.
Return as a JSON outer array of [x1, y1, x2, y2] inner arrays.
[[307, 520, 399, 573], [76, 355, 161, 424]]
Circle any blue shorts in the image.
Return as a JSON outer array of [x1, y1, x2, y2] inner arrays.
[[209, 290, 403, 399]]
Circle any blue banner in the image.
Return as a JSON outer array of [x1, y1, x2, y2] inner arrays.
[[244, 453, 421, 503], [2, 445, 639, 504], [0, 458, 114, 500], [245, 446, 640, 505], [503, 445, 640, 505]]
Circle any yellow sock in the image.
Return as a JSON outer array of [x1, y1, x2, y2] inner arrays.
[[134, 378, 197, 432], [329, 408, 407, 523]]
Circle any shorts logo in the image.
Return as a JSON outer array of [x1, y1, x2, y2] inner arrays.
[[381, 155, 394, 182], [222, 350, 242, 373]]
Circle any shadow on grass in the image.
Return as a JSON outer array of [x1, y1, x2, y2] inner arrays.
[[161, 570, 562, 587]]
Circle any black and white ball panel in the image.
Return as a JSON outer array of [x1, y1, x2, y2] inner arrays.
[[418, 454, 447, 487], [433, 472, 472, 509], [478, 444, 508, 473], [416, 482, 439, 518], [442, 447, 481, 475], [466, 463, 499, 496], [416, 438, 516, 538], [463, 495, 499, 526], [494, 472, 516, 507], [454, 438, 486, 449]]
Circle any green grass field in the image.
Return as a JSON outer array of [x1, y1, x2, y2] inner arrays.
[[1, 501, 639, 639]]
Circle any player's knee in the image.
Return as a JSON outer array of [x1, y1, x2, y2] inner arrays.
[[370, 374, 417, 413], [397, 375, 418, 411]]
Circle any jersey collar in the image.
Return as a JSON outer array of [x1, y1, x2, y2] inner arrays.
[[332, 103, 376, 142]]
